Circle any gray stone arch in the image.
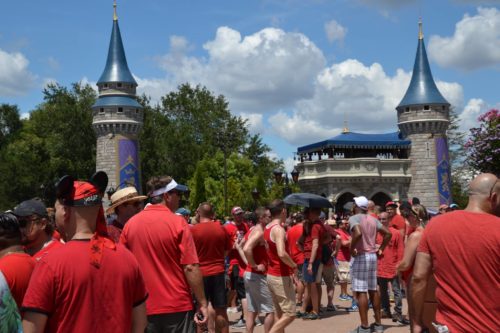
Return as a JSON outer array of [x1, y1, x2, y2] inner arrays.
[[369, 190, 392, 208]]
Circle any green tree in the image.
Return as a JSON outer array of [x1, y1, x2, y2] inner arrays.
[[0, 83, 97, 210], [140, 84, 248, 185], [0, 104, 23, 148]]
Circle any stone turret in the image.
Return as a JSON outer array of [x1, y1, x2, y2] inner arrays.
[[92, 2, 143, 195], [396, 20, 452, 209]]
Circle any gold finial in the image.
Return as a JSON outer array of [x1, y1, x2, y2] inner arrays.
[[342, 114, 349, 133], [418, 17, 423, 40], [113, 0, 118, 21]]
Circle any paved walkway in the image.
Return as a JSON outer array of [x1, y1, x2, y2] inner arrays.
[[227, 285, 411, 333]]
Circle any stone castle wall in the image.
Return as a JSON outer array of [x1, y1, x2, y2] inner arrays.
[[406, 133, 442, 209]]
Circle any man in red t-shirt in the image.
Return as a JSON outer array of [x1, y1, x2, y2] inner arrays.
[[286, 213, 305, 305], [385, 202, 406, 239], [0, 212, 35, 310], [191, 202, 231, 333], [22, 172, 148, 333], [264, 200, 298, 333], [412, 173, 500, 333], [224, 206, 249, 314], [105, 186, 146, 243], [12, 199, 63, 262], [121, 176, 208, 332], [376, 212, 404, 322]]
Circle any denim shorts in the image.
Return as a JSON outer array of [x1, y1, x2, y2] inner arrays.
[[302, 259, 323, 283]]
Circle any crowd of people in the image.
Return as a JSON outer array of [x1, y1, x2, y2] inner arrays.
[[0, 171, 498, 333]]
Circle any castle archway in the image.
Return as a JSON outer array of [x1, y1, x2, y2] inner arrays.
[[371, 192, 392, 207], [335, 192, 355, 216]]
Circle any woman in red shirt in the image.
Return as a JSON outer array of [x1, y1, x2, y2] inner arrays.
[[397, 204, 434, 329], [297, 207, 325, 320]]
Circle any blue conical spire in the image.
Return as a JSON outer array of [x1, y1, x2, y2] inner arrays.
[[97, 9, 136, 85], [398, 21, 449, 107]]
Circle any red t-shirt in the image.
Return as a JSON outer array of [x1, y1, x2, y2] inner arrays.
[[376, 226, 403, 279], [336, 228, 351, 262], [32, 239, 63, 262], [417, 211, 500, 333], [286, 223, 304, 264], [390, 214, 406, 235], [22, 240, 147, 333], [224, 222, 249, 267], [0, 253, 35, 309], [264, 223, 292, 277], [244, 226, 268, 275], [121, 204, 199, 315], [191, 221, 231, 276], [303, 222, 325, 261]]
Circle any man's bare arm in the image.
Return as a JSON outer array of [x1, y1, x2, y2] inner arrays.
[[411, 252, 432, 333], [23, 312, 48, 333], [131, 302, 147, 333], [243, 227, 263, 269], [184, 263, 208, 325]]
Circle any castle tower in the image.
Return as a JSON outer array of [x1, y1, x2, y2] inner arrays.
[[397, 20, 452, 209], [92, 2, 143, 195]]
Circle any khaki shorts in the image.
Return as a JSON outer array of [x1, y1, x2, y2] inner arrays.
[[266, 275, 296, 316], [322, 264, 336, 289], [337, 260, 351, 283]]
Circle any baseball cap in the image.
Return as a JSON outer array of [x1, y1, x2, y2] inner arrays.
[[12, 199, 48, 217], [176, 207, 191, 216], [353, 196, 369, 210], [150, 179, 188, 197], [449, 203, 458, 209], [231, 206, 244, 215], [385, 201, 398, 208]]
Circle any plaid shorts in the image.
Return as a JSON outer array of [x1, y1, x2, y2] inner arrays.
[[350, 253, 377, 292]]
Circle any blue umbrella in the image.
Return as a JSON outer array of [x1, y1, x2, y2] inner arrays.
[[284, 193, 333, 208]]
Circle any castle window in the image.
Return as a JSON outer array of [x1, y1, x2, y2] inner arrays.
[[405, 107, 410, 112], [442, 105, 446, 110], [424, 105, 430, 110], [118, 107, 123, 113], [99, 108, 104, 114], [117, 83, 122, 88], [103, 84, 108, 88], [135, 109, 139, 114]]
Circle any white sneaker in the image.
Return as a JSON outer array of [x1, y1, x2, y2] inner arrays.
[[231, 319, 246, 328], [255, 317, 262, 326]]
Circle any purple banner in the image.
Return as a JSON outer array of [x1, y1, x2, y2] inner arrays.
[[118, 139, 140, 190], [435, 137, 452, 205]]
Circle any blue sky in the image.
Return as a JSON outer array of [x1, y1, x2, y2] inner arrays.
[[1, 1, 499, 170]]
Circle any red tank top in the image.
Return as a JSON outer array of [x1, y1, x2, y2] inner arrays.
[[244, 226, 268, 275], [264, 223, 293, 277]]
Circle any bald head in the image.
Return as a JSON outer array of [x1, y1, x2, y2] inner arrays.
[[198, 202, 215, 219], [468, 173, 498, 196], [466, 173, 499, 216], [367, 200, 375, 212]]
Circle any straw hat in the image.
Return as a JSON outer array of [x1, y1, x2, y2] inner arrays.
[[106, 187, 147, 214]]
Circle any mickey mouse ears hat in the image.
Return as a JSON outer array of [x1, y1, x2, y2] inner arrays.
[[56, 171, 108, 207]]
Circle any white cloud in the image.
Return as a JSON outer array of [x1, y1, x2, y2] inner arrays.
[[0, 48, 36, 96], [20, 112, 30, 120], [428, 7, 500, 70], [154, 26, 326, 113], [79, 76, 98, 93], [240, 112, 265, 135], [459, 98, 500, 134], [269, 59, 464, 146], [324, 20, 347, 44]]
